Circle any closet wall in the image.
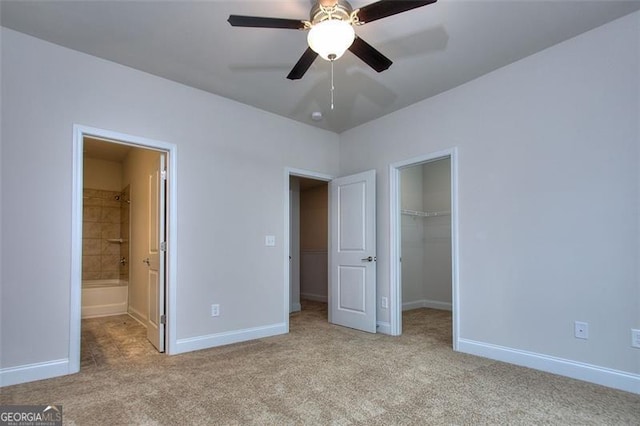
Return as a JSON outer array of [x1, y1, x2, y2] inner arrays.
[[401, 158, 452, 311], [299, 183, 328, 302]]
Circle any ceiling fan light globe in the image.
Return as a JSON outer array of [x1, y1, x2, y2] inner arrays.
[[307, 19, 355, 61]]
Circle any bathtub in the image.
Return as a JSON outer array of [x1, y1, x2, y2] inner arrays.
[[82, 279, 128, 318]]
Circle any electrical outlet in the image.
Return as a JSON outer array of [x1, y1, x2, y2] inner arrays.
[[631, 329, 640, 349], [574, 321, 588, 339], [211, 304, 220, 317], [381, 297, 388, 309], [265, 235, 276, 247]]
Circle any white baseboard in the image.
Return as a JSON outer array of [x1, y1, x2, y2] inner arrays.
[[458, 338, 640, 395], [290, 303, 302, 313], [301, 293, 327, 303], [128, 306, 147, 325], [377, 321, 391, 335], [127, 312, 147, 328], [0, 359, 71, 387], [403, 299, 452, 311], [174, 323, 287, 354]]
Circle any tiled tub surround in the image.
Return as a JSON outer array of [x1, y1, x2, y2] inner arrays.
[[82, 188, 130, 318], [82, 188, 128, 283]]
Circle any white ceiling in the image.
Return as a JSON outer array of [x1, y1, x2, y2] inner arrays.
[[2, 0, 639, 133]]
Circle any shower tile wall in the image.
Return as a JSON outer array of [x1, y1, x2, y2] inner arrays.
[[82, 189, 125, 282]]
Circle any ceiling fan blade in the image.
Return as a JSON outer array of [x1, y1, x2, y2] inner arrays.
[[227, 15, 306, 30], [356, 0, 437, 24], [287, 48, 319, 80], [348, 37, 393, 73]]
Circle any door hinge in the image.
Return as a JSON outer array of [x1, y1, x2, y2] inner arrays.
[[161, 169, 167, 180], [160, 314, 166, 325], [160, 241, 167, 252]]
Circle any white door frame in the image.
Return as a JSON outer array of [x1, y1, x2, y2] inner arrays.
[[71, 124, 179, 372], [283, 168, 333, 331], [388, 148, 459, 349]]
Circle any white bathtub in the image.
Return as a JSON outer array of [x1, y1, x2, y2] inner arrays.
[[82, 279, 128, 318]]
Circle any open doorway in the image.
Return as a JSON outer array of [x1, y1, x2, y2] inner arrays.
[[70, 125, 178, 374], [80, 136, 167, 367], [389, 149, 459, 346], [285, 167, 378, 334], [289, 175, 329, 319], [400, 158, 452, 312]]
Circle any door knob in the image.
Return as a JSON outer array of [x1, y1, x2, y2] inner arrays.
[[143, 258, 150, 266], [361, 256, 375, 262]]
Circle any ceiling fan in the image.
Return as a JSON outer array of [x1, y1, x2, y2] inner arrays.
[[228, 0, 438, 80]]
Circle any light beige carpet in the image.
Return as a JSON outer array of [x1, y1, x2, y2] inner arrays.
[[1, 301, 638, 425]]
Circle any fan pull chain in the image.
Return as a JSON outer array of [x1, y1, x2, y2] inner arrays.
[[330, 59, 335, 110], [328, 53, 337, 111]]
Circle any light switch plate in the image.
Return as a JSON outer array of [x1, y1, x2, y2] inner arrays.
[[632, 329, 640, 349], [265, 235, 276, 247], [211, 304, 220, 317]]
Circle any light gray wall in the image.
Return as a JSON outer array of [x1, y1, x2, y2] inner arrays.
[[340, 12, 639, 374], [0, 28, 339, 369]]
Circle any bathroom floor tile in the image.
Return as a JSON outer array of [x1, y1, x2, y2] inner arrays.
[[81, 314, 160, 368]]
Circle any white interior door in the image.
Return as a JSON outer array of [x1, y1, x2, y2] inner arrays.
[[145, 153, 166, 351], [329, 169, 376, 333]]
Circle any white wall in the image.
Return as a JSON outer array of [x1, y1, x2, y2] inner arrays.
[[0, 28, 339, 379], [340, 11, 640, 381], [83, 157, 122, 191]]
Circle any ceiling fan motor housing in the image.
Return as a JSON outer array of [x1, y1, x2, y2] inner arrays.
[[310, 0, 355, 25]]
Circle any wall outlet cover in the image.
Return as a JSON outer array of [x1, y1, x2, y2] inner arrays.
[[574, 321, 589, 339]]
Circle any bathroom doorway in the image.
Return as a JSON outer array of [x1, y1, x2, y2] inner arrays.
[[80, 136, 166, 364], [71, 125, 177, 373]]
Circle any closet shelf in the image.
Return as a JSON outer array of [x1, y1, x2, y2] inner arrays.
[[401, 209, 450, 218]]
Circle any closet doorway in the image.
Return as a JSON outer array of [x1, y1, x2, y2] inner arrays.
[[289, 175, 329, 318], [389, 149, 459, 347]]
